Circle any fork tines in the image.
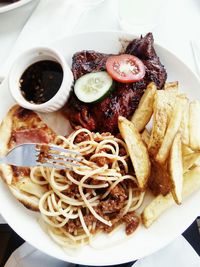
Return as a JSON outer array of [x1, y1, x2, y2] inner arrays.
[[35, 144, 82, 169], [49, 145, 80, 155]]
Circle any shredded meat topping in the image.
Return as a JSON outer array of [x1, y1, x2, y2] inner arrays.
[[122, 212, 140, 235]]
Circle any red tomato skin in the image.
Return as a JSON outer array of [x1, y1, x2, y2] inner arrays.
[[106, 54, 145, 83]]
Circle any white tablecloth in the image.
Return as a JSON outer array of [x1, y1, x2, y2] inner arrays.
[[0, 0, 200, 73]]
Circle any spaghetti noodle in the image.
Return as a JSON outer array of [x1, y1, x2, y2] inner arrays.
[[30, 128, 144, 248]]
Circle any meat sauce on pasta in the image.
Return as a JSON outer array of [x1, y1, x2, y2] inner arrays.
[[30, 128, 144, 247]]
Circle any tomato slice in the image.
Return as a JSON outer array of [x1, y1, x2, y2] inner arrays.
[[106, 54, 145, 83]]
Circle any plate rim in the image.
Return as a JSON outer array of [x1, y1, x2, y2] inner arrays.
[[0, 0, 35, 14]]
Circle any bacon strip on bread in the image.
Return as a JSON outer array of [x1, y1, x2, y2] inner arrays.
[[0, 105, 56, 211]]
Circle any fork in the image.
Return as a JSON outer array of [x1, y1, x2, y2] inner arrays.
[[0, 143, 82, 169]]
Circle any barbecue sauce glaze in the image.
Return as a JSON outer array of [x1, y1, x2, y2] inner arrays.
[[20, 60, 63, 104]]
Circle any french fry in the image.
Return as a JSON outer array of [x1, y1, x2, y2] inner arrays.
[[148, 89, 177, 156], [189, 100, 200, 150], [156, 95, 187, 164], [182, 144, 193, 156], [180, 100, 190, 145], [131, 82, 156, 132], [183, 167, 200, 196], [194, 157, 200, 167], [141, 128, 150, 146], [183, 152, 200, 173], [164, 81, 179, 90], [142, 166, 200, 228], [141, 193, 174, 228], [118, 116, 150, 189], [169, 133, 183, 204]]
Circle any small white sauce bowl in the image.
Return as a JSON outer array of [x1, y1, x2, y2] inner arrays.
[[8, 47, 74, 112]]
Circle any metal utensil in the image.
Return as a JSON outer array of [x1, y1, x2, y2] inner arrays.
[[0, 143, 82, 169]]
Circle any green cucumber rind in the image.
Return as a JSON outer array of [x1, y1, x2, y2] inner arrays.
[[74, 71, 115, 104], [90, 80, 115, 104]]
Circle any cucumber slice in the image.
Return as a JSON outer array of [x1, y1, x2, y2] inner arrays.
[[74, 71, 113, 103]]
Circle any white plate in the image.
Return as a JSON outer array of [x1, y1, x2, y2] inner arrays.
[[0, 31, 200, 265], [0, 0, 35, 13]]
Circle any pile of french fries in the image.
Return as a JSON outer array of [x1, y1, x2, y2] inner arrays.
[[118, 82, 200, 228]]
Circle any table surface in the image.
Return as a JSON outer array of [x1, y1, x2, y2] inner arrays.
[[0, 0, 200, 71]]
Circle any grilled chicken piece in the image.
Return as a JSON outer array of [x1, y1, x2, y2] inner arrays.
[[64, 33, 167, 133]]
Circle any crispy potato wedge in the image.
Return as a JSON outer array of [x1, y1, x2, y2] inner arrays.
[[141, 193, 174, 228], [189, 100, 200, 150], [180, 100, 190, 145], [183, 152, 200, 173], [118, 116, 150, 189], [182, 144, 193, 156], [141, 128, 150, 146], [142, 166, 200, 228], [164, 81, 179, 90], [183, 166, 200, 196], [148, 89, 178, 156], [169, 133, 183, 204], [194, 157, 200, 167], [156, 95, 187, 164], [164, 89, 179, 120], [131, 82, 156, 132]]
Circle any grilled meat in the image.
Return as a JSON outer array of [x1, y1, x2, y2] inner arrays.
[[72, 51, 110, 80], [64, 33, 167, 133]]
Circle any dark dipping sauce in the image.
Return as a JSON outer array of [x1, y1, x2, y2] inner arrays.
[[20, 60, 63, 104]]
